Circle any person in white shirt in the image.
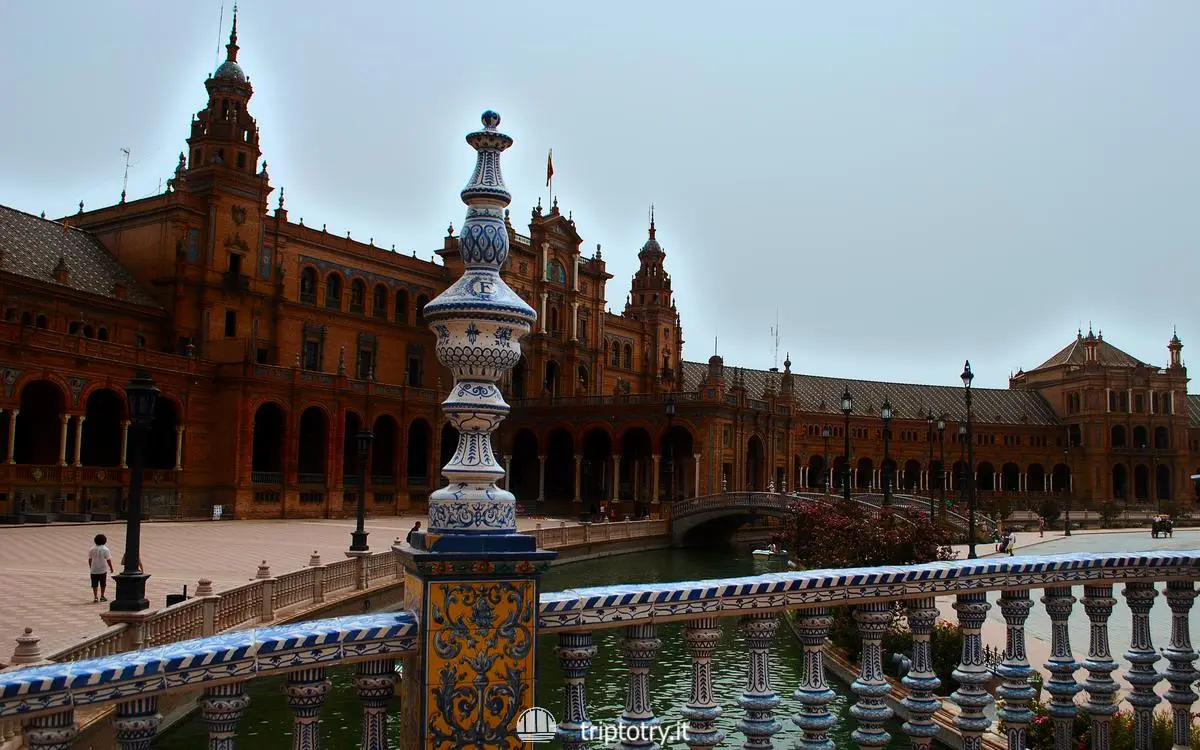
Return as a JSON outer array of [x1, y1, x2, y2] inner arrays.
[[88, 534, 114, 603]]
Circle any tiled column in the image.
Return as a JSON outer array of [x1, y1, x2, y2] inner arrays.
[[573, 454, 582, 502], [398, 111, 557, 750], [1081, 584, 1118, 748], [850, 601, 893, 748], [951, 592, 993, 750], [682, 617, 723, 750], [72, 416, 85, 467], [996, 590, 1035, 750], [355, 658, 398, 749], [199, 681, 249, 749], [5, 408, 16, 463], [120, 419, 131, 468], [556, 632, 597, 750], [1163, 580, 1198, 750], [175, 426, 185, 470], [23, 710, 78, 750], [284, 667, 331, 750], [901, 599, 941, 748], [737, 612, 781, 748], [612, 454, 620, 504], [792, 608, 835, 750], [1121, 582, 1161, 749], [114, 696, 161, 749], [619, 624, 662, 750], [58, 414, 69, 466], [693, 453, 701, 498], [537, 455, 546, 503], [1041, 586, 1080, 750]]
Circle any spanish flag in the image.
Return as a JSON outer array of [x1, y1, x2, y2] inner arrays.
[[546, 149, 554, 187]]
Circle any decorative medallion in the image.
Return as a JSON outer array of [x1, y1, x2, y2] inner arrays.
[[32, 468, 44, 481], [66, 376, 87, 405], [1, 368, 20, 399], [231, 205, 246, 226]]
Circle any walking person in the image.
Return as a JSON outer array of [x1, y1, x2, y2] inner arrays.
[[1037, 516, 1045, 538], [88, 534, 113, 603], [1006, 532, 1017, 556], [405, 521, 421, 545]]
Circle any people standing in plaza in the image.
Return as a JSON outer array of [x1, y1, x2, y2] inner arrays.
[[1006, 532, 1017, 556], [1037, 516, 1045, 537], [406, 521, 421, 545], [88, 534, 113, 603]]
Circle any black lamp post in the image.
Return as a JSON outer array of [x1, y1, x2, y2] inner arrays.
[[664, 396, 676, 505], [841, 388, 853, 501], [111, 370, 159, 612], [1063, 445, 1072, 536], [881, 399, 893, 507], [961, 360, 977, 559], [821, 425, 831, 498], [350, 428, 374, 551], [936, 415, 946, 520], [926, 412, 936, 510]]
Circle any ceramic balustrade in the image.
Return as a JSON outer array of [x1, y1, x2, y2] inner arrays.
[[540, 550, 1199, 750], [141, 598, 207, 647], [0, 612, 417, 750], [324, 558, 358, 594]]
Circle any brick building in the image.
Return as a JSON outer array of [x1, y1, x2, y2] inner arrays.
[[0, 22, 1195, 522]]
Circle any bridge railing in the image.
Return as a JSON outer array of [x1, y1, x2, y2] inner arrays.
[[539, 550, 1200, 750], [3, 551, 1197, 749]]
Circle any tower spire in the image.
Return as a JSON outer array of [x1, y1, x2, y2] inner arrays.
[[649, 203, 655, 239], [226, 3, 239, 61]]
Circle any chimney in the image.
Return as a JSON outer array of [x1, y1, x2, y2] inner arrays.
[[52, 257, 70, 284]]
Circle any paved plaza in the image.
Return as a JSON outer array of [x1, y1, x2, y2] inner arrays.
[[0, 515, 567, 659]]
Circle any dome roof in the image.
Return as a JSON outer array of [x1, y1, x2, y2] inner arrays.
[[214, 59, 246, 82]]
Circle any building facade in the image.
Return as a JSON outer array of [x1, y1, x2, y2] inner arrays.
[[0, 22, 1195, 522]]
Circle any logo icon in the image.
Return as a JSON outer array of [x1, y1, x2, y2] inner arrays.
[[515, 706, 556, 743]]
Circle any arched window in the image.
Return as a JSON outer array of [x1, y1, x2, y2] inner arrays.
[[416, 294, 429, 325], [610, 341, 620, 367], [68, 321, 81, 336], [1132, 425, 1148, 448], [20, 311, 32, 326], [97, 327, 109, 341], [350, 280, 366, 313], [299, 267, 318, 304], [372, 284, 388, 319], [549, 307, 560, 335], [325, 274, 343, 310], [1154, 426, 1169, 449], [394, 289, 409, 324], [35, 315, 48, 329], [545, 260, 567, 284], [83, 325, 94, 339], [623, 344, 632, 369], [1111, 425, 1126, 448]]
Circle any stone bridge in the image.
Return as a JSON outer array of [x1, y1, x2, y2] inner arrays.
[[670, 491, 995, 546]]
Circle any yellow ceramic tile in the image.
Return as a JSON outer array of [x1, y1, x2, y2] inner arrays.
[[426, 579, 536, 633]]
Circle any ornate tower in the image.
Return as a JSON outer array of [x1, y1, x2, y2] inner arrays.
[[418, 110, 541, 552], [1168, 329, 1183, 369], [624, 207, 684, 389]]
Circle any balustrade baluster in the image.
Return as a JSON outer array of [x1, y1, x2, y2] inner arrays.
[[22, 710, 78, 750], [791, 608, 835, 750], [681, 617, 724, 750], [555, 632, 598, 750], [200, 681, 250, 749], [850, 602, 893, 749], [996, 589, 1034, 750], [1081, 584, 1118, 749], [950, 592, 992, 750], [114, 696, 161, 749], [285, 667, 332, 750], [355, 659, 397, 750], [1041, 586, 1080, 750], [1122, 582, 1161, 749], [1163, 580, 1198, 750], [738, 612, 781, 749], [619, 623, 662, 750], [901, 598, 941, 749]]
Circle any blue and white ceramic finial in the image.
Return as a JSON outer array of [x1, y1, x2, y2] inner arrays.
[[420, 111, 537, 552]]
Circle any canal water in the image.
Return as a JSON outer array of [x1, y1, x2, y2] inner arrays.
[[158, 547, 909, 748]]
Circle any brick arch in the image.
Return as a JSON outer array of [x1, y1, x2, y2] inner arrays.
[[76, 382, 130, 416], [616, 420, 659, 451], [247, 396, 290, 417], [295, 401, 335, 423], [14, 372, 71, 409], [577, 422, 617, 444], [537, 421, 580, 446], [655, 417, 700, 449]]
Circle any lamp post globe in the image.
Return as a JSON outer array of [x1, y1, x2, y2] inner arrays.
[[841, 388, 853, 501], [110, 370, 159, 612], [880, 398, 892, 506], [350, 428, 374, 552]]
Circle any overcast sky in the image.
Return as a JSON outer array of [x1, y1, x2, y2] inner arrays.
[[2, 2, 1197, 389]]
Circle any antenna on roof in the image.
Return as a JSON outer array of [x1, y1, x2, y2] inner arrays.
[[120, 148, 131, 203], [769, 308, 781, 370], [214, 2, 225, 71]]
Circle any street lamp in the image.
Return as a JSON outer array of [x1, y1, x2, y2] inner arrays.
[[841, 388, 853, 501], [961, 360, 977, 559], [821, 425, 832, 498], [880, 398, 893, 507], [926, 412, 936, 511], [936, 415, 946, 520], [350, 428, 374, 551], [111, 370, 159, 612], [1062, 445, 1072, 536], [664, 396, 676, 508]]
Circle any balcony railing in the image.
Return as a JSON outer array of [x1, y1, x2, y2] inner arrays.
[[299, 290, 317, 305], [512, 391, 701, 408], [221, 270, 250, 292], [250, 471, 282, 484], [297, 472, 326, 486], [0, 550, 1196, 748]]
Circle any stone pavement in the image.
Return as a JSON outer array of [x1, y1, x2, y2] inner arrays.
[[0, 515, 568, 659]]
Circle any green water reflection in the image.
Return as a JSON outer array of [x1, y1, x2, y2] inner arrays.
[[158, 548, 910, 748]]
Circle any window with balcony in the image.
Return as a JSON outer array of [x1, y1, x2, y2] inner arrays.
[[325, 274, 342, 310], [394, 289, 409, 324], [350, 280, 366, 314], [299, 267, 318, 304], [373, 284, 388, 320], [223, 310, 237, 338]]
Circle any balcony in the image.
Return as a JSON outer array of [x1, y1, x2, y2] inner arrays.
[[250, 471, 282, 484], [299, 290, 317, 305], [297, 473, 326, 486], [221, 270, 250, 293]]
